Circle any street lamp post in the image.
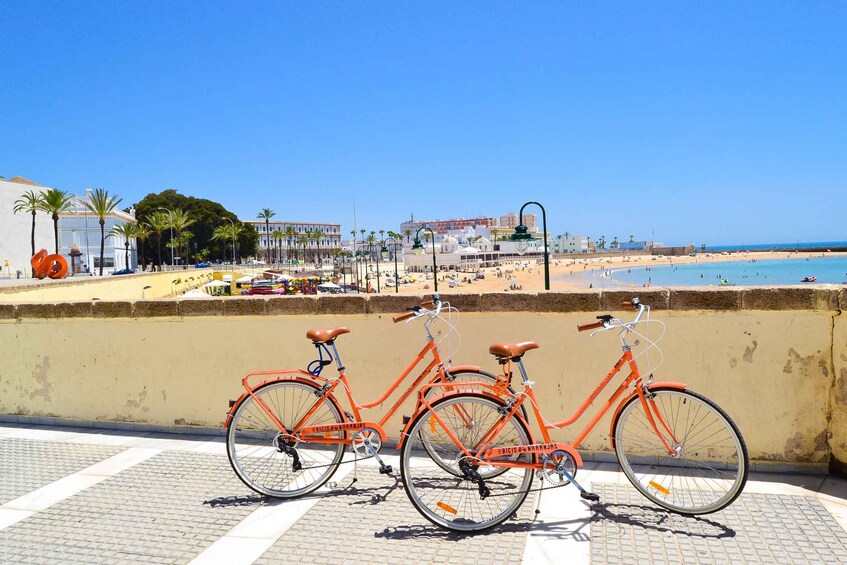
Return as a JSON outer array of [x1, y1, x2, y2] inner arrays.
[[381, 237, 400, 293], [373, 238, 381, 293], [411, 227, 438, 292], [511, 201, 550, 291], [158, 207, 174, 269], [224, 217, 236, 265]]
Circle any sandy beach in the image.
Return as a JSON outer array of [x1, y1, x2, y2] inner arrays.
[[373, 250, 847, 296]]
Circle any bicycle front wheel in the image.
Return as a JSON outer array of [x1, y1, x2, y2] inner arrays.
[[401, 393, 534, 532], [227, 380, 346, 498], [613, 388, 748, 514]]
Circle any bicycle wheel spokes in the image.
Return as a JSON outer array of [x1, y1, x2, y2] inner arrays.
[[227, 381, 345, 498], [614, 388, 748, 514], [401, 394, 534, 532]]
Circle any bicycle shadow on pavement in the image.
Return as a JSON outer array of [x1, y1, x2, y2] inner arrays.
[[374, 520, 534, 541], [589, 502, 736, 540]]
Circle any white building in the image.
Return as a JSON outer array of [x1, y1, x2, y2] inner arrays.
[[58, 204, 138, 274], [242, 220, 342, 265], [1, 176, 60, 278], [552, 235, 589, 254], [0, 176, 138, 278]]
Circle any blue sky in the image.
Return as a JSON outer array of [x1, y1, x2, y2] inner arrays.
[[1, 2, 844, 245]]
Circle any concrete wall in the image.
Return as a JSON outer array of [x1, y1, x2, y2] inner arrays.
[[0, 287, 844, 473]]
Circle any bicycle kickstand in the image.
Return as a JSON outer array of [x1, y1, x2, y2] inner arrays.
[[560, 469, 600, 502]]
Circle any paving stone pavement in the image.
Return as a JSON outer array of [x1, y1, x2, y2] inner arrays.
[[590, 483, 847, 564], [254, 466, 537, 565], [1, 423, 846, 564], [0, 438, 123, 505]]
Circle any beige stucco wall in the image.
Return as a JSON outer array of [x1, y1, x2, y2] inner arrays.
[[0, 288, 843, 471]]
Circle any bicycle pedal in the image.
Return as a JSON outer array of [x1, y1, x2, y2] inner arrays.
[[580, 491, 600, 502], [379, 465, 393, 475]]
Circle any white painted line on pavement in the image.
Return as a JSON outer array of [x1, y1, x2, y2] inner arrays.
[[190, 460, 356, 565]]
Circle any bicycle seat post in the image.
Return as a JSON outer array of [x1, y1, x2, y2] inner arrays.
[[329, 341, 345, 372]]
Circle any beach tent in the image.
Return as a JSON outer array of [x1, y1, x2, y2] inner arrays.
[[318, 282, 341, 289], [235, 275, 253, 283], [203, 280, 231, 288]]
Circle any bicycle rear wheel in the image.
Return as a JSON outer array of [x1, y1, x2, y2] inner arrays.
[[401, 393, 534, 532], [227, 380, 345, 498], [613, 388, 748, 514], [422, 369, 526, 478]]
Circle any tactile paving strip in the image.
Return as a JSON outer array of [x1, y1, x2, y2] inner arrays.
[[0, 437, 123, 504], [590, 482, 847, 564], [255, 466, 539, 565]]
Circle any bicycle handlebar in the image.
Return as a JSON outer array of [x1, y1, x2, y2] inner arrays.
[[576, 298, 647, 332], [392, 296, 441, 324]]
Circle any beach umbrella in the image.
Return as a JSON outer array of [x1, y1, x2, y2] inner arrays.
[[203, 280, 231, 288], [179, 288, 213, 299], [318, 282, 341, 289]]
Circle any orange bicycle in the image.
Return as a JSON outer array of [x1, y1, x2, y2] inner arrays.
[[400, 297, 749, 531], [225, 295, 520, 498]]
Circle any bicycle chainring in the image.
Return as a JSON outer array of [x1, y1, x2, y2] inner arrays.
[[539, 450, 576, 486], [351, 427, 382, 457]]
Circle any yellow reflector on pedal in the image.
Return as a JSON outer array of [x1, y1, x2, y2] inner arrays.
[[649, 481, 670, 495], [429, 416, 436, 433], [436, 502, 457, 514]]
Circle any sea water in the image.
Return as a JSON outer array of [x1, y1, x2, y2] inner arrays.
[[575, 255, 847, 288]]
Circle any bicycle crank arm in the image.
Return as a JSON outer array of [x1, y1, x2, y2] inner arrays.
[[363, 443, 393, 475], [559, 469, 599, 502]]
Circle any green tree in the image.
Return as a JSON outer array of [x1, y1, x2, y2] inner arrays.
[[284, 226, 298, 264], [271, 228, 284, 265], [82, 188, 122, 275], [108, 222, 137, 271], [297, 235, 310, 264], [169, 209, 196, 265], [13, 190, 45, 277], [134, 223, 152, 271], [145, 211, 170, 269], [257, 208, 275, 262], [38, 188, 75, 254], [133, 189, 257, 265]]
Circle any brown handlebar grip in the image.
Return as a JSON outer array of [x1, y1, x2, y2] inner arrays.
[[421, 301, 435, 308], [621, 301, 635, 310], [393, 311, 416, 323], [577, 321, 605, 332]]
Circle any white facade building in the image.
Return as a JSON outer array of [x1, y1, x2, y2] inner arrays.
[[552, 235, 589, 254], [58, 205, 138, 274], [1, 177, 61, 278]]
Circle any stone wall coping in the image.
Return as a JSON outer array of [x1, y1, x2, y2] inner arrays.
[[0, 286, 842, 320]]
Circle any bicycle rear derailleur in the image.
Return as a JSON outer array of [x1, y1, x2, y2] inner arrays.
[[274, 434, 302, 472]]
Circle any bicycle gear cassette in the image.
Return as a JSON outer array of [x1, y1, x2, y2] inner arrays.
[[539, 450, 576, 485], [351, 427, 382, 457]]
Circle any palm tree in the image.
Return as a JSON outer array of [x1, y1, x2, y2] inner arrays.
[[146, 211, 170, 270], [211, 225, 230, 261], [403, 229, 412, 243], [134, 223, 152, 271], [297, 235, 310, 265], [284, 226, 298, 264], [38, 188, 75, 254], [598, 235, 606, 251], [108, 223, 137, 271], [309, 229, 323, 265], [271, 229, 284, 265], [169, 209, 196, 265], [257, 208, 275, 263], [13, 190, 45, 277], [82, 188, 122, 275], [611, 236, 619, 249]]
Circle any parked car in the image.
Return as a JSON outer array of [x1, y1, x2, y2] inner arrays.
[[195, 262, 211, 268], [111, 268, 135, 276]]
